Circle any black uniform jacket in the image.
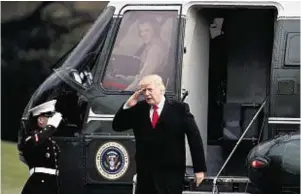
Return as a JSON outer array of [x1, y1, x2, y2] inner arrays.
[[18, 120, 60, 169], [112, 99, 207, 174], [19, 123, 60, 194], [20, 124, 60, 170]]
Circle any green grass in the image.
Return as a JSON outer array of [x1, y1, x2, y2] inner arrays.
[[1, 141, 28, 194]]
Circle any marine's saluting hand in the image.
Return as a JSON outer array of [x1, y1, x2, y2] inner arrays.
[[47, 112, 62, 128]]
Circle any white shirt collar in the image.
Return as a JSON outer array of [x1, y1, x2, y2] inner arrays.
[[157, 95, 165, 110], [149, 96, 165, 118], [151, 96, 165, 112]]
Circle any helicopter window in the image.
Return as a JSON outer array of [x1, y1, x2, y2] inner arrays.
[[101, 10, 179, 91], [284, 33, 300, 67]]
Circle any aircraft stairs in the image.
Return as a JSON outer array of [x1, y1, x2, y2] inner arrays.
[[182, 175, 258, 194], [132, 174, 258, 194], [182, 96, 268, 194]]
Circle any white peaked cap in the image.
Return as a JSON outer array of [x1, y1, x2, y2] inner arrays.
[[29, 99, 57, 116]]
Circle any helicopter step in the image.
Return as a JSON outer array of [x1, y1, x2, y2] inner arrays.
[[183, 192, 250, 194], [185, 175, 250, 183], [133, 174, 257, 194], [182, 176, 256, 193]]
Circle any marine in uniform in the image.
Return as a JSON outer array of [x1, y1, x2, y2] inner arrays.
[[18, 100, 63, 194]]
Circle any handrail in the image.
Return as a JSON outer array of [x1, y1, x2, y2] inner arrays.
[[257, 111, 268, 145], [212, 96, 269, 194]]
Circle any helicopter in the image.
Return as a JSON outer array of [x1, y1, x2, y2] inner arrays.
[[18, 1, 300, 194]]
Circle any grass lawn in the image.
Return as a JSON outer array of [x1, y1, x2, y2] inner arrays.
[[1, 140, 28, 194]]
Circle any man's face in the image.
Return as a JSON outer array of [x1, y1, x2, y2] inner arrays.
[[138, 22, 154, 44], [140, 82, 162, 105]]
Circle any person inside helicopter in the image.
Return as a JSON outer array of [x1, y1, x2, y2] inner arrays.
[[102, 12, 175, 91]]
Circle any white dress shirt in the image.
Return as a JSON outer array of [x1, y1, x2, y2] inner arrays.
[[123, 96, 166, 122], [149, 96, 165, 121]]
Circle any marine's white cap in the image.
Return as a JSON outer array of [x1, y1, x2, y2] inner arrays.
[[29, 100, 57, 116]]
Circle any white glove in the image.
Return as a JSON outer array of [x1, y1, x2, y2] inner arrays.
[[47, 112, 62, 128]]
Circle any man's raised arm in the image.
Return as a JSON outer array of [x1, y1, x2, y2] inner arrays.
[[112, 89, 142, 132]]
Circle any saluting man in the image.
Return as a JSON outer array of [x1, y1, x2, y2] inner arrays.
[[19, 99, 63, 194], [113, 74, 207, 194]]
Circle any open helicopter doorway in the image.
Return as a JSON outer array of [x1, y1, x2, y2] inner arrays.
[[183, 7, 276, 177]]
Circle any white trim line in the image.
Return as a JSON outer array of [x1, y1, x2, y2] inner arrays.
[[87, 108, 115, 122], [268, 117, 301, 121], [115, 2, 181, 16], [119, 5, 181, 15], [87, 117, 114, 122], [89, 114, 115, 118], [182, 1, 283, 17], [268, 121, 301, 124]]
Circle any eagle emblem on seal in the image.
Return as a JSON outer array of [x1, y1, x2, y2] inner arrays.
[[95, 142, 129, 180], [103, 150, 122, 172]]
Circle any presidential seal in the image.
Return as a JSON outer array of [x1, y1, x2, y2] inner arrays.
[[95, 142, 129, 180]]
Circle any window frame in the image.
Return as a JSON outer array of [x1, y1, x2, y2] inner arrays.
[[283, 32, 300, 68], [95, 4, 183, 96]]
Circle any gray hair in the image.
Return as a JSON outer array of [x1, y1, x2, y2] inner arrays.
[[139, 74, 166, 93]]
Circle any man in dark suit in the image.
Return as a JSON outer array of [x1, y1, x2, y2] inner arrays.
[[113, 74, 207, 194]]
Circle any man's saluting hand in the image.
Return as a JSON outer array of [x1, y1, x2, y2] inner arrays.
[[125, 89, 143, 108]]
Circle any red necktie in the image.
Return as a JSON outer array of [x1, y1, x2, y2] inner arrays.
[[151, 105, 159, 128]]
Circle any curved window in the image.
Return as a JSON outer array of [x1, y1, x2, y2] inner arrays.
[[284, 33, 300, 67], [101, 10, 179, 92]]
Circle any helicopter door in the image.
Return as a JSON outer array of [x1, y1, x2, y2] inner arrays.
[[269, 18, 300, 137], [82, 4, 183, 186]]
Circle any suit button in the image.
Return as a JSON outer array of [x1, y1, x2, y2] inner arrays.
[[47, 147, 49, 150], [45, 153, 50, 158]]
